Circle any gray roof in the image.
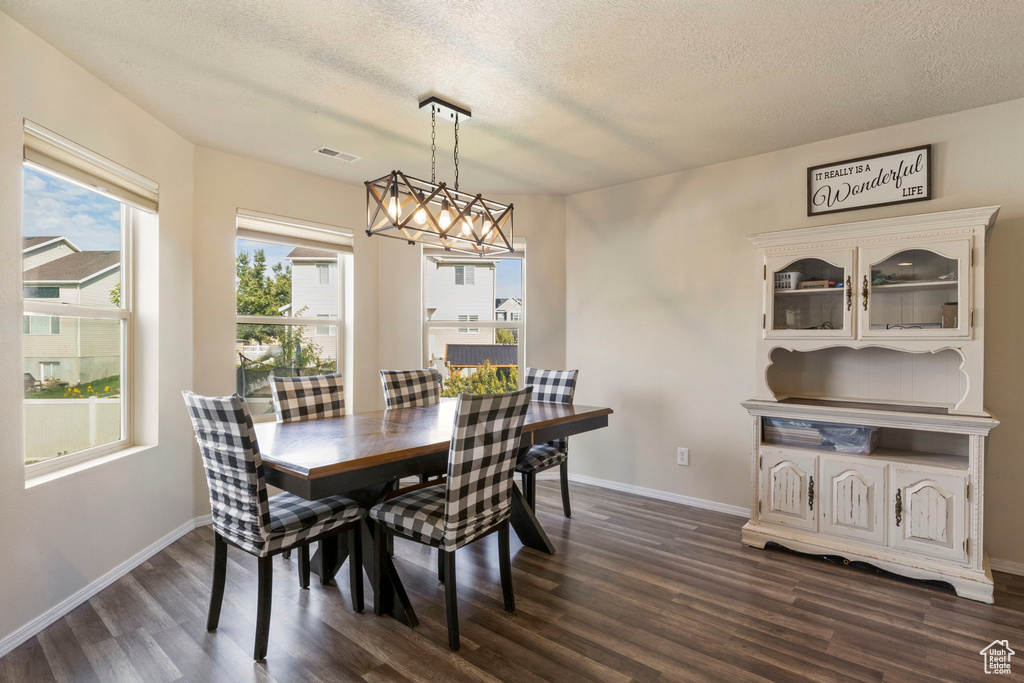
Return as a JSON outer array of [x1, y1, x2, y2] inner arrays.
[[287, 247, 337, 259], [23, 236, 61, 250], [23, 251, 119, 282], [445, 344, 518, 367]]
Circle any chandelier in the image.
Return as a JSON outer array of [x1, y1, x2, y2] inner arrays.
[[365, 97, 514, 256]]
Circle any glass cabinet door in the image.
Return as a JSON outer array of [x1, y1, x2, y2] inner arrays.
[[765, 251, 854, 338], [859, 240, 971, 338]]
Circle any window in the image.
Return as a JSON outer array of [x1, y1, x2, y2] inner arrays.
[[22, 122, 157, 472], [423, 248, 525, 396], [235, 211, 353, 419], [23, 286, 59, 299], [24, 314, 61, 335], [454, 265, 475, 286]]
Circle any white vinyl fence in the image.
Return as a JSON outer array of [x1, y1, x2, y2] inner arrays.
[[24, 397, 121, 464]]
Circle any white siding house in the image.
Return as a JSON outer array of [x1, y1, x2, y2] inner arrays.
[[424, 258, 496, 361], [286, 247, 339, 367], [22, 236, 121, 385]]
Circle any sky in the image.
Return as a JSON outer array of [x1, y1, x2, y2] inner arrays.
[[22, 167, 122, 251]]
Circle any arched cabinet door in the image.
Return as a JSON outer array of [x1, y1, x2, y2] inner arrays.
[[889, 468, 968, 563], [764, 251, 854, 339], [759, 448, 818, 531], [819, 457, 886, 545], [858, 239, 972, 339]]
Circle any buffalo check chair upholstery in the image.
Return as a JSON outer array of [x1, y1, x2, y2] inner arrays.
[[183, 391, 365, 661], [379, 368, 442, 408], [270, 372, 345, 423], [516, 368, 579, 517], [369, 387, 533, 651]]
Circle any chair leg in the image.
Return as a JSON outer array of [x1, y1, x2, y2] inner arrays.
[[282, 549, 291, 560], [437, 548, 445, 583], [207, 533, 227, 632], [526, 472, 537, 509], [349, 526, 363, 613], [559, 460, 572, 518], [254, 555, 273, 661], [442, 550, 459, 652], [498, 522, 515, 612], [298, 544, 310, 589], [373, 525, 387, 617]]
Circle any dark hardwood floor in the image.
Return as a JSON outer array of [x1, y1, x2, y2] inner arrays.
[[3, 481, 1023, 682]]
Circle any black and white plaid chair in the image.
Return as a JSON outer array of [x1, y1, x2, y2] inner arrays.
[[516, 368, 578, 518], [380, 368, 444, 482], [379, 368, 441, 408], [369, 387, 533, 651], [270, 372, 345, 423], [183, 391, 365, 661], [270, 373, 345, 559]]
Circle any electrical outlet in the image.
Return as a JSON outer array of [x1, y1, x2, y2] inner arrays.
[[677, 447, 689, 466]]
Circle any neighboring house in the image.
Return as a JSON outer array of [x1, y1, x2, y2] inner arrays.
[[285, 247, 338, 365], [425, 257, 497, 361], [22, 236, 120, 386], [445, 344, 517, 376], [495, 297, 521, 322]]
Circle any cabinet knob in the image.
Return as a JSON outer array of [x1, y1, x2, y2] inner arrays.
[[862, 275, 869, 311], [808, 476, 814, 511], [846, 276, 853, 311], [895, 489, 902, 527]]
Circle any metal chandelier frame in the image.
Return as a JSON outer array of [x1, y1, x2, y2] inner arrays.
[[364, 98, 514, 257]]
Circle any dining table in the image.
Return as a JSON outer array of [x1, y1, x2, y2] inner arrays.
[[253, 398, 613, 627]]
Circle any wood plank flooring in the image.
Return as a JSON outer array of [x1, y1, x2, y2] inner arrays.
[[3, 481, 1023, 682]]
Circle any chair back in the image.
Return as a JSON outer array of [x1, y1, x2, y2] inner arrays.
[[525, 367, 578, 451], [379, 368, 442, 408], [270, 372, 345, 423], [442, 387, 533, 550], [182, 391, 270, 552]]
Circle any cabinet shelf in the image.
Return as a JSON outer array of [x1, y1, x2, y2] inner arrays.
[[871, 279, 957, 293], [760, 442, 968, 471], [774, 287, 844, 296]]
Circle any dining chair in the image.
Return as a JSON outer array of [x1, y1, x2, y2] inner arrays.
[[369, 387, 533, 651], [270, 372, 345, 561], [379, 368, 442, 408], [380, 368, 444, 482], [517, 368, 579, 517], [183, 391, 365, 661]]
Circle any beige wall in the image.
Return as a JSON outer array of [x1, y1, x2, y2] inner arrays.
[[0, 10, 196, 646], [565, 97, 1024, 566]]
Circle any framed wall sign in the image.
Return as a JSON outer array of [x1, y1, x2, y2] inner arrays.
[[807, 144, 931, 216]]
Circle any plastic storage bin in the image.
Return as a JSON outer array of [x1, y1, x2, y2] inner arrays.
[[774, 272, 804, 290], [763, 418, 879, 455]]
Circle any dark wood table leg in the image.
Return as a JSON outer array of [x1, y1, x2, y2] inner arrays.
[[510, 482, 555, 554], [309, 483, 419, 627]]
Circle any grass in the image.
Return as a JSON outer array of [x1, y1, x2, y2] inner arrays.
[[27, 374, 121, 399]]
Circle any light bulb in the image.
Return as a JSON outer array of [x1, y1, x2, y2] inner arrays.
[[414, 207, 427, 225], [439, 201, 452, 230], [481, 220, 493, 236], [386, 196, 400, 221], [461, 216, 473, 236]]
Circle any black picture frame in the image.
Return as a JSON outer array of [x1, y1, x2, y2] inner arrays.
[[807, 144, 932, 217]]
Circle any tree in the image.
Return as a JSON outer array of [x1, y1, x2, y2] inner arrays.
[[495, 328, 516, 344], [441, 361, 519, 397], [236, 249, 292, 344]]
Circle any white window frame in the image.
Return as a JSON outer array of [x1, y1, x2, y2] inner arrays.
[[454, 264, 475, 286], [39, 361, 61, 380], [235, 211, 352, 422], [457, 314, 479, 334], [422, 242, 526, 383], [24, 203, 136, 476]]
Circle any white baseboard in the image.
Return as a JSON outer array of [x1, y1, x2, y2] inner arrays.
[[0, 514, 213, 659], [990, 558, 1024, 577], [538, 471, 750, 518], [542, 472, 1024, 577]]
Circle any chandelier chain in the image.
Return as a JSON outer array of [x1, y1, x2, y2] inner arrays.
[[430, 106, 436, 184], [454, 113, 460, 191]]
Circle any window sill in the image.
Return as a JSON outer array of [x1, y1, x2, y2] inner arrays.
[[25, 443, 155, 489]]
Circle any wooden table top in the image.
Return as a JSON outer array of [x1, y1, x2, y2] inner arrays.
[[254, 400, 613, 480]]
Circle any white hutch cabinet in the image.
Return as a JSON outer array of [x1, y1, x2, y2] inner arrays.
[[742, 206, 1000, 602]]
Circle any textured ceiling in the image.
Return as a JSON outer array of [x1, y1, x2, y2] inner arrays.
[[4, 1, 1024, 195]]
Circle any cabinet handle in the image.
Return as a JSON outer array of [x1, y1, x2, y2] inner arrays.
[[895, 489, 902, 527], [845, 276, 852, 311], [862, 275, 869, 311], [808, 476, 814, 511]]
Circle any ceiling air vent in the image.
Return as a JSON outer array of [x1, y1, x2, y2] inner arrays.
[[315, 146, 360, 162]]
